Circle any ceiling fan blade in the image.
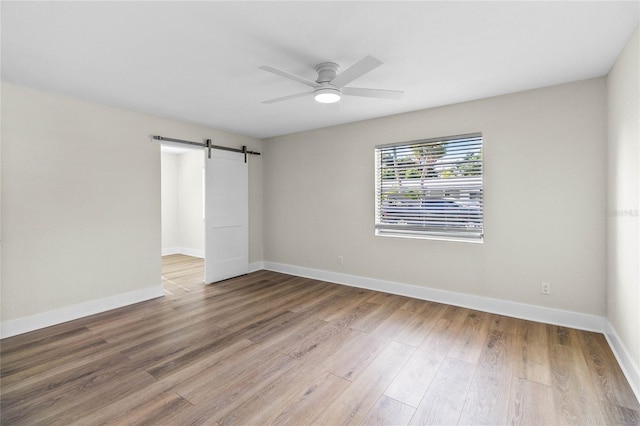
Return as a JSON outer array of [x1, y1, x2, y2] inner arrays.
[[330, 56, 383, 88], [261, 91, 314, 104], [259, 65, 319, 88], [342, 87, 404, 99]]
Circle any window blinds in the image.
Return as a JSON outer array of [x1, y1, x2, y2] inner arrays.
[[375, 133, 483, 240]]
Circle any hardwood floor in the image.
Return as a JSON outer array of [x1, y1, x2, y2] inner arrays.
[[1, 254, 638, 425]]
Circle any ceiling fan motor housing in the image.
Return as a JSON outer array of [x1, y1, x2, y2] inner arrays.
[[313, 62, 342, 103], [314, 62, 340, 83]]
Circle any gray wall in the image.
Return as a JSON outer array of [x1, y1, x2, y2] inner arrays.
[[264, 78, 607, 316], [1, 83, 263, 325], [607, 27, 639, 374]]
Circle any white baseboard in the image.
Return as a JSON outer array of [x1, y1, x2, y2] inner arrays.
[[263, 261, 640, 402], [161, 247, 180, 256], [180, 247, 204, 258], [604, 321, 640, 402], [249, 261, 265, 273], [161, 247, 204, 258], [0, 285, 164, 339], [263, 261, 605, 332]]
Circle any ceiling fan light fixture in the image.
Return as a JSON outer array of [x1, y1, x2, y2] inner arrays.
[[314, 87, 341, 104]]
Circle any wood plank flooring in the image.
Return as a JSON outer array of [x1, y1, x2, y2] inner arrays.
[[1, 254, 638, 425]]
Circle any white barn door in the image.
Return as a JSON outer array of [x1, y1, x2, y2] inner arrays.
[[204, 149, 248, 283]]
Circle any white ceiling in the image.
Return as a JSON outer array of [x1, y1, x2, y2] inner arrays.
[[2, 1, 638, 139]]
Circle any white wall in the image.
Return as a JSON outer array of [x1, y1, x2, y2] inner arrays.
[[177, 150, 205, 255], [1, 83, 263, 334], [264, 78, 607, 317], [161, 152, 179, 250], [607, 27, 639, 382], [161, 150, 205, 257]]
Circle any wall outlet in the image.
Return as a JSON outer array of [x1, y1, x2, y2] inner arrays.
[[541, 281, 551, 295], [338, 256, 344, 265]]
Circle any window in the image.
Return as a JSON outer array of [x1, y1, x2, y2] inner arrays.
[[375, 133, 483, 241]]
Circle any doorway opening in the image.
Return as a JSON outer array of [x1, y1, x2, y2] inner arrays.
[[160, 143, 205, 294], [157, 134, 254, 288]]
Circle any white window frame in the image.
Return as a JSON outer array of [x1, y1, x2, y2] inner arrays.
[[375, 133, 484, 242]]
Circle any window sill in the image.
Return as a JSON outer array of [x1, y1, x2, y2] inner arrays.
[[375, 231, 484, 244]]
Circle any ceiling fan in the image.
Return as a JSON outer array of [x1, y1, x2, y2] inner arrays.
[[259, 55, 403, 104]]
